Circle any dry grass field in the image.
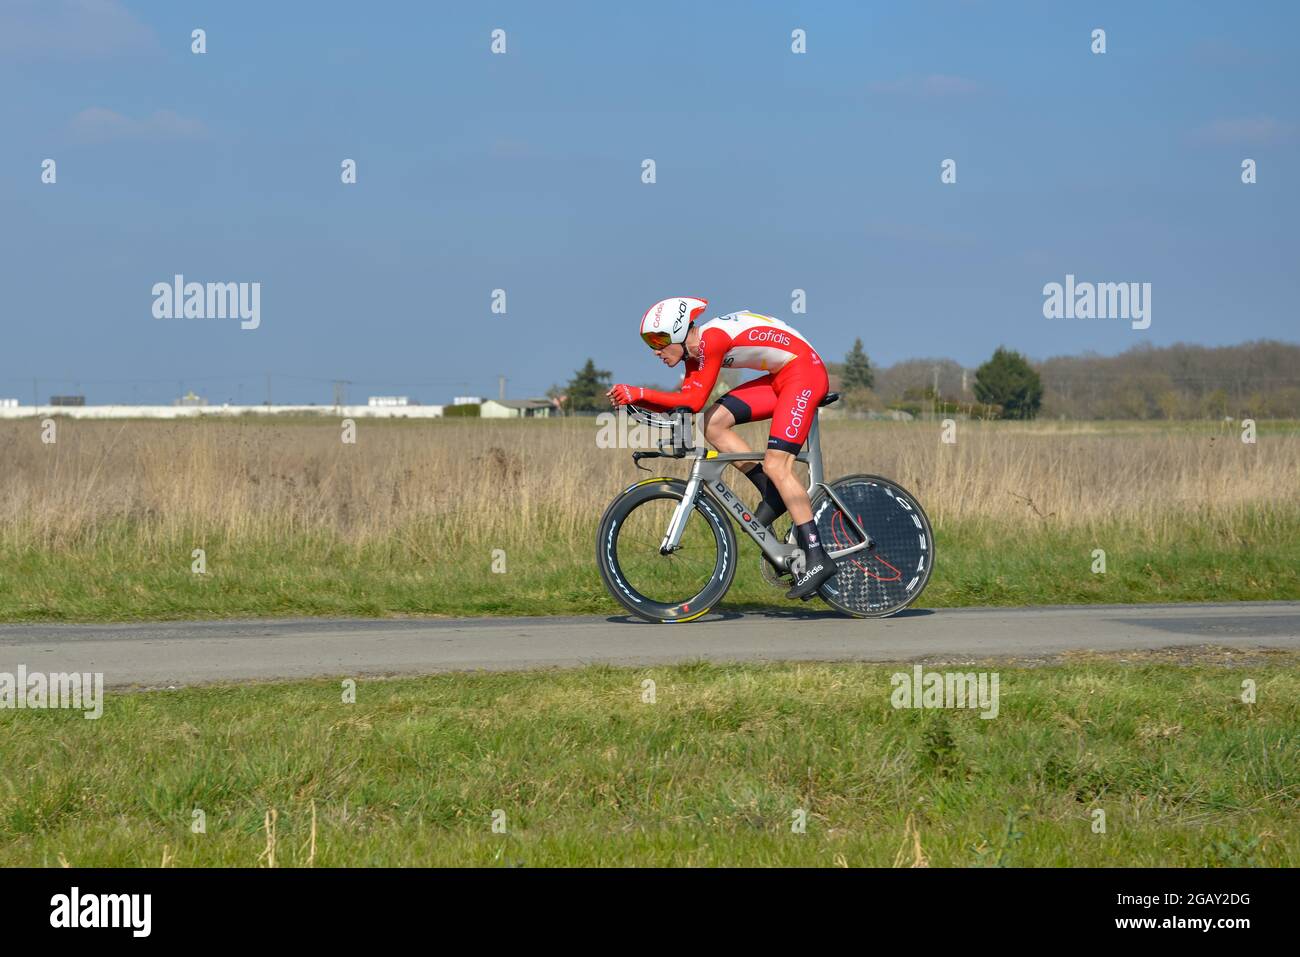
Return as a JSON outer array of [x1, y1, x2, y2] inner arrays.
[[0, 415, 1297, 620]]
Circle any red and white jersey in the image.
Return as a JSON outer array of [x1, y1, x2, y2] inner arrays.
[[631, 310, 824, 414], [697, 311, 820, 374]]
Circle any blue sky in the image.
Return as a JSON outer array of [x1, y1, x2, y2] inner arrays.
[[2, 0, 1297, 404]]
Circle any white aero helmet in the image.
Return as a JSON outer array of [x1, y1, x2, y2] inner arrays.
[[639, 297, 708, 349]]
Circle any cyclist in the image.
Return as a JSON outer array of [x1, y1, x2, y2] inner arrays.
[[606, 297, 836, 600]]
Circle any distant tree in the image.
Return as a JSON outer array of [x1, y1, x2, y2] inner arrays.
[[861, 340, 1300, 422], [1036, 340, 1300, 420], [974, 347, 1043, 420], [563, 359, 613, 413], [840, 388, 882, 413], [842, 338, 875, 391], [876, 358, 964, 403], [1202, 388, 1230, 419]]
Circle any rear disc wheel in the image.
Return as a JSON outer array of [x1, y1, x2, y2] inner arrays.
[[810, 474, 935, 618]]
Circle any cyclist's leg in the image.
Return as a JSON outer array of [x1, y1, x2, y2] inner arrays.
[[703, 375, 778, 468], [700, 403, 749, 457], [762, 358, 828, 522], [763, 358, 837, 598], [703, 378, 787, 522], [761, 448, 812, 524]]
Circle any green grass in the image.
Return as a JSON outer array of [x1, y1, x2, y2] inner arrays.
[[2, 657, 1295, 866], [2, 509, 1297, 622]]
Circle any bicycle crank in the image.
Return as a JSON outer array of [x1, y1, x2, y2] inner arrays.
[[759, 529, 804, 589]]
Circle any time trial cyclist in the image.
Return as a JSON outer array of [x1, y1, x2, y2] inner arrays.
[[606, 296, 837, 600]]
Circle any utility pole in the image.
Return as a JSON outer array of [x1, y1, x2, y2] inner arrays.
[[332, 379, 352, 410], [265, 373, 272, 407], [499, 375, 506, 402]]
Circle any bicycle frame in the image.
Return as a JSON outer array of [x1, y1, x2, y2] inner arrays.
[[655, 409, 874, 570]]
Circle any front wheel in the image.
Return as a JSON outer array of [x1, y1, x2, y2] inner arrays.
[[596, 477, 737, 623], [810, 474, 935, 618]]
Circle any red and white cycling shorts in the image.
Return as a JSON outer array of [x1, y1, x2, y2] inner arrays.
[[716, 353, 829, 454]]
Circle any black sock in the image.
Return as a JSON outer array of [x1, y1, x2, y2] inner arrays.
[[742, 465, 788, 524], [796, 521, 821, 552], [742, 464, 769, 496]]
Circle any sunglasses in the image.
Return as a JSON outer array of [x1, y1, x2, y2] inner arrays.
[[640, 330, 672, 349]]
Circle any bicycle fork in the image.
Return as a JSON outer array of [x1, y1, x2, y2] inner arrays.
[[811, 482, 873, 560], [660, 472, 703, 555]]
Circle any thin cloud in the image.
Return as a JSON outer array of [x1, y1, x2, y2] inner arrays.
[[1191, 116, 1292, 146], [869, 74, 980, 98], [0, 0, 157, 59], [69, 108, 210, 143]]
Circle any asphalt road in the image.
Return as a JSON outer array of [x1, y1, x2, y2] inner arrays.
[[0, 602, 1296, 689]]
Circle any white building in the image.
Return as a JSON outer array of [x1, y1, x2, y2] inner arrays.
[[481, 399, 553, 419], [368, 396, 410, 407]]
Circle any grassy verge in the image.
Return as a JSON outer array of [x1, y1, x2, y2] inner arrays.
[[2, 509, 1297, 621], [2, 655, 1295, 866]]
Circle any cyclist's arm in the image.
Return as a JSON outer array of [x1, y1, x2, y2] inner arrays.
[[631, 330, 727, 413]]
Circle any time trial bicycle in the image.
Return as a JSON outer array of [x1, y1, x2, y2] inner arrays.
[[595, 391, 934, 622]]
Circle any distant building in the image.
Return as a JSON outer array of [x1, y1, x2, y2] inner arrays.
[[452, 395, 484, 406], [50, 395, 85, 407], [368, 396, 410, 407], [0, 399, 18, 408], [481, 399, 553, 419], [174, 391, 208, 407]]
